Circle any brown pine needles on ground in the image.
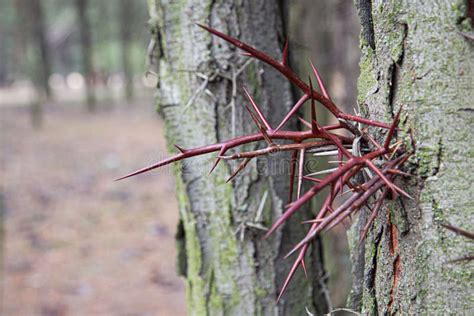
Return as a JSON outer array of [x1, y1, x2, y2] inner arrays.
[[117, 24, 412, 301]]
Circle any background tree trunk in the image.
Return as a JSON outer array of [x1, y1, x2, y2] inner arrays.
[[76, 0, 96, 112], [0, 193, 4, 310], [23, 0, 52, 127], [147, 0, 330, 314], [290, 0, 362, 306], [119, 0, 134, 101], [350, 0, 473, 314], [29, 0, 52, 100]]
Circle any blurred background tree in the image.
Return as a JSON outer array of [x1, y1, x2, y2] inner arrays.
[[0, 0, 150, 117], [75, 0, 96, 111], [0, 1, 173, 314]]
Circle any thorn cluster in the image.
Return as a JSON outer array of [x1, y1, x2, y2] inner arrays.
[[117, 24, 412, 301]]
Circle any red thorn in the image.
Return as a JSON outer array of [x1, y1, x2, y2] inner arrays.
[[174, 144, 187, 153], [265, 188, 317, 239], [297, 116, 312, 130], [209, 147, 226, 175], [365, 132, 385, 150], [339, 113, 391, 129], [308, 76, 318, 134], [396, 188, 413, 200], [309, 59, 330, 100], [286, 167, 388, 256], [226, 158, 251, 183], [365, 160, 412, 200], [441, 223, 474, 239], [327, 205, 336, 214], [244, 105, 273, 145], [273, 94, 309, 133], [265, 159, 358, 239], [317, 125, 352, 158], [277, 259, 299, 303], [277, 245, 308, 302], [209, 158, 221, 175], [384, 106, 403, 150], [360, 188, 389, 242], [284, 238, 309, 259], [242, 86, 272, 131], [196, 23, 392, 129], [386, 169, 412, 177], [326, 176, 392, 233], [115, 153, 186, 181], [302, 175, 322, 183], [284, 201, 295, 209], [301, 258, 308, 278], [338, 150, 344, 195]]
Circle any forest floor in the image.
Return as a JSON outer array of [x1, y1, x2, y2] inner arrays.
[[1, 97, 186, 315]]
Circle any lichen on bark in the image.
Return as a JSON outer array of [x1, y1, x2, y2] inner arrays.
[[351, 0, 473, 314]]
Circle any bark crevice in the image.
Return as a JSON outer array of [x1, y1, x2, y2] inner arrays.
[[364, 225, 383, 314], [354, 0, 375, 50]]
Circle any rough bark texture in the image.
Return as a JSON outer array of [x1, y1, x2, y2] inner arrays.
[[147, 0, 329, 315], [350, 0, 473, 314]]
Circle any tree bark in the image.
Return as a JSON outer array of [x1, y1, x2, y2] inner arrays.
[[350, 0, 473, 314], [147, 0, 330, 314], [76, 0, 96, 111]]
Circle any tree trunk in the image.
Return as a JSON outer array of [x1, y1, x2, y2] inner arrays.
[[119, 0, 134, 101], [22, 0, 52, 127], [76, 0, 96, 111], [0, 25, 8, 86], [349, 0, 473, 314], [29, 0, 52, 100], [290, 0, 362, 306], [292, 0, 361, 113], [147, 0, 330, 314], [0, 193, 4, 310]]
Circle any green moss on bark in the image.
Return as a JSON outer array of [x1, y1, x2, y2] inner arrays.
[[357, 47, 377, 106]]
